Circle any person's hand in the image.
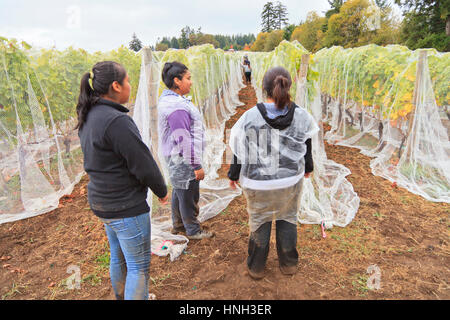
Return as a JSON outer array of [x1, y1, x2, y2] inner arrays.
[[158, 194, 169, 205], [304, 172, 312, 179], [194, 168, 205, 181], [229, 180, 239, 190]]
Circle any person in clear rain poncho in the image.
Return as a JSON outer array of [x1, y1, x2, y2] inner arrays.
[[228, 66, 319, 279], [157, 61, 214, 240]]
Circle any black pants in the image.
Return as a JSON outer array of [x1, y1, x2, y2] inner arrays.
[[245, 72, 251, 82], [247, 220, 298, 273], [171, 179, 200, 236]]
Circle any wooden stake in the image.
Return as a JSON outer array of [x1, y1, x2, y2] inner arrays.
[[296, 54, 310, 107], [142, 47, 161, 166]]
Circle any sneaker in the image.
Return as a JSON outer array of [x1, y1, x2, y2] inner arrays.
[[187, 230, 214, 240], [171, 226, 185, 234], [279, 265, 297, 275]]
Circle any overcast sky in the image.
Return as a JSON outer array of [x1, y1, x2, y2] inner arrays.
[[0, 0, 402, 52]]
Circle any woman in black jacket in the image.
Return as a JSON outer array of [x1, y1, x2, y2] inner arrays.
[[76, 61, 168, 300]]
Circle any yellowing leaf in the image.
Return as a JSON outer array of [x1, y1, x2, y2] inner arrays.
[[401, 92, 413, 102], [390, 111, 398, 120], [398, 109, 408, 117], [405, 103, 414, 113], [373, 80, 379, 89]]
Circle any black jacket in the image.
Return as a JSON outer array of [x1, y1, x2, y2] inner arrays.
[[228, 103, 314, 181], [78, 98, 167, 219]]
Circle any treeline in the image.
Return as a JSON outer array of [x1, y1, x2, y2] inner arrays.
[[394, 0, 449, 52], [286, 0, 401, 52], [251, 0, 449, 53], [130, 0, 449, 53], [152, 27, 255, 51]]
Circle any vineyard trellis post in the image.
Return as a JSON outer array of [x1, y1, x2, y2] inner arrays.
[[142, 47, 160, 166], [296, 54, 310, 107]]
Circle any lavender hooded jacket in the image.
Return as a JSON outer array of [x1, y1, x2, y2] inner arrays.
[[157, 89, 205, 189]]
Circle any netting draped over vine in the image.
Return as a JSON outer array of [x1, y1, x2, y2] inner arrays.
[[0, 39, 362, 235], [1, 36, 448, 259], [0, 45, 84, 224], [0, 39, 141, 224], [313, 44, 450, 202]]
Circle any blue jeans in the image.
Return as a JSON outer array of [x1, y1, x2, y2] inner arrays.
[[100, 212, 151, 300]]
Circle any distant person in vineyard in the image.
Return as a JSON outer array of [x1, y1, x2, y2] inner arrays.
[[242, 56, 251, 84], [63, 134, 71, 157], [228, 66, 318, 279], [243, 55, 250, 66], [76, 61, 168, 300], [157, 61, 214, 240]]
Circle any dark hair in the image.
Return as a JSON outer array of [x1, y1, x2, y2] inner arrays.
[[75, 61, 127, 130], [262, 67, 292, 109], [162, 61, 188, 89]]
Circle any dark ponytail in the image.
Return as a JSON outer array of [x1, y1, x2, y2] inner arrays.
[[75, 61, 127, 130], [162, 61, 188, 89], [262, 66, 292, 109]]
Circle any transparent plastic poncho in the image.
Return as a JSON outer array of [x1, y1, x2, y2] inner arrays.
[[229, 106, 319, 187], [229, 105, 319, 231], [245, 40, 360, 229]]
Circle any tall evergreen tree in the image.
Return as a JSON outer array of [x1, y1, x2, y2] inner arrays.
[[325, 0, 344, 18], [261, 2, 276, 32], [374, 0, 390, 9], [179, 26, 194, 48], [160, 37, 171, 47], [214, 35, 227, 48], [274, 1, 289, 29], [129, 33, 143, 52], [394, 0, 450, 51], [283, 24, 296, 40], [170, 37, 179, 49], [321, 0, 344, 33]]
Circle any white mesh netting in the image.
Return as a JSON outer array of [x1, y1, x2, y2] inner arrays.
[[0, 40, 141, 224], [0, 44, 84, 224], [313, 44, 449, 203], [2, 38, 447, 262]]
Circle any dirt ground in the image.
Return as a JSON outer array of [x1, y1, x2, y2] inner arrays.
[[0, 83, 449, 300]]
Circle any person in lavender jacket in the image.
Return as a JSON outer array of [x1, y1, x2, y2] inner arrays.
[[157, 61, 214, 240]]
